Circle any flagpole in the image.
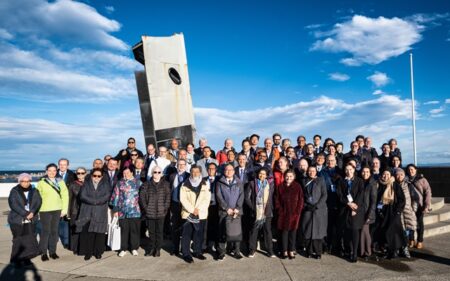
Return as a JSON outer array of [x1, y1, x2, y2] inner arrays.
[[410, 53, 418, 165]]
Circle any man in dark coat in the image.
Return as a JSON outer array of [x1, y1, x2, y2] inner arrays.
[[216, 164, 245, 260], [343, 141, 372, 171], [57, 158, 75, 249], [115, 137, 144, 170], [104, 158, 119, 192]]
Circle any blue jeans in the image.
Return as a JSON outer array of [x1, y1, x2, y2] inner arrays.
[[58, 219, 69, 247]]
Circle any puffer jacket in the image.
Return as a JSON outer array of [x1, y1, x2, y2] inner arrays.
[[139, 179, 171, 219], [397, 180, 417, 231], [409, 174, 432, 210]]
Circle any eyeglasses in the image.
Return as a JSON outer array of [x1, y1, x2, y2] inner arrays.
[[20, 180, 31, 183], [92, 174, 102, 178], [77, 172, 86, 175], [274, 138, 281, 141], [131, 154, 138, 156], [153, 171, 162, 174], [128, 141, 135, 144]]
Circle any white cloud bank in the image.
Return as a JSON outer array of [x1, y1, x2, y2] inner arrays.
[[329, 72, 350, 81], [310, 14, 435, 66]]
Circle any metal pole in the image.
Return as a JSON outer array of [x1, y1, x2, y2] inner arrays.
[[410, 53, 418, 165]]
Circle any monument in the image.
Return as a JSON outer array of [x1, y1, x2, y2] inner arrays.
[[132, 33, 196, 149]]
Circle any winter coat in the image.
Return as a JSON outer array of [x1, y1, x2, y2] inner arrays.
[[57, 169, 76, 187], [180, 179, 211, 220], [196, 158, 219, 178], [362, 178, 378, 224], [216, 147, 237, 165], [397, 181, 417, 231], [110, 178, 142, 219], [321, 167, 342, 210], [374, 182, 406, 250], [75, 178, 111, 233], [273, 169, 286, 188], [275, 181, 304, 231], [8, 185, 42, 225], [337, 176, 365, 229], [300, 177, 328, 239], [245, 179, 275, 219], [68, 180, 83, 221], [36, 177, 69, 214], [139, 179, 171, 219], [409, 174, 432, 210], [216, 176, 244, 218]]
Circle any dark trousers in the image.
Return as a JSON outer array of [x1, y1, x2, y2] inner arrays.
[[205, 204, 219, 250], [248, 217, 273, 253], [78, 223, 106, 257], [58, 219, 69, 247], [39, 210, 61, 255], [119, 218, 141, 251], [345, 227, 360, 259], [305, 239, 322, 256], [170, 202, 182, 253], [217, 216, 241, 255], [326, 208, 340, 252], [415, 209, 425, 242], [280, 230, 296, 252], [181, 220, 205, 257], [147, 218, 164, 251]]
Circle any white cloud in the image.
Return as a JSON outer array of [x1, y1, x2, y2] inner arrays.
[[367, 71, 390, 87], [328, 72, 350, 81], [105, 6, 115, 14], [372, 90, 384, 95], [0, 28, 13, 40], [446, 99, 450, 104], [429, 106, 445, 115], [310, 15, 423, 65], [424, 100, 439, 105], [0, 0, 128, 50]]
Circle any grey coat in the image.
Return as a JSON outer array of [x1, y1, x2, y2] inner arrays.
[[75, 178, 111, 234], [301, 177, 328, 240], [8, 185, 42, 225]]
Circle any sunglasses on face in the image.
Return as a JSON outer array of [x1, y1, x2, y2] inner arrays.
[[153, 171, 162, 174], [77, 172, 86, 175], [92, 174, 102, 178], [131, 154, 138, 156]]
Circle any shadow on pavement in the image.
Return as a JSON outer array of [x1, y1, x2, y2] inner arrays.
[[0, 262, 42, 281]]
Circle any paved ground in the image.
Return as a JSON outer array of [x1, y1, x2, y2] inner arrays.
[[0, 199, 449, 281]]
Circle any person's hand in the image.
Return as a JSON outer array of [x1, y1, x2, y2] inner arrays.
[[193, 208, 199, 216], [351, 211, 357, 216], [26, 212, 34, 220], [113, 212, 119, 218], [233, 209, 239, 215], [227, 208, 234, 216], [121, 150, 127, 156], [60, 212, 66, 218]]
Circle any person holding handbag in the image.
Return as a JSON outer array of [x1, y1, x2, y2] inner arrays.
[[36, 163, 69, 262], [216, 163, 244, 261], [8, 173, 42, 266]]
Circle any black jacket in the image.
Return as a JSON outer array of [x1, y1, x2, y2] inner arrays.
[[245, 179, 274, 218], [68, 180, 83, 221], [8, 185, 42, 225], [337, 176, 365, 229], [139, 179, 171, 219], [57, 169, 76, 187], [362, 178, 378, 224]]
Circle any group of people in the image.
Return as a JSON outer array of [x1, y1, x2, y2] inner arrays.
[[8, 134, 432, 266]]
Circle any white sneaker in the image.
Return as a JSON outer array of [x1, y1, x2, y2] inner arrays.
[[118, 251, 127, 257], [132, 250, 139, 256]]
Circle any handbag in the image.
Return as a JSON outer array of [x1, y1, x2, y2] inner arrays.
[[225, 215, 242, 242], [11, 223, 41, 262], [107, 217, 121, 251]]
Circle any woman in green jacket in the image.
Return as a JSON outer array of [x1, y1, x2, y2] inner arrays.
[[36, 163, 69, 261]]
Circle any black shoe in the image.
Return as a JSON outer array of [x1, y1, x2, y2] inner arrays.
[[170, 250, 179, 256], [95, 254, 102, 260], [315, 255, 321, 260], [281, 254, 288, 259], [288, 255, 295, 260], [234, 253, 243, 260], [41, 254, 49, 262], [144, 249, 154, 257], [349, 257, 357, 263], [154, 249, 161, 257], [217, 254, 226, 261], [84, 255, 91, 261], [49, 253, 59, 260], [183, 256, 194, 264], [193, 253, 207, 260]]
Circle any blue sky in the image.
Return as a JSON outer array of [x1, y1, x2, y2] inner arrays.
[[0, 0, 449, 170]]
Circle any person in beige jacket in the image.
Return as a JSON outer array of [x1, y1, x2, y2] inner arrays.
[[180, 165, 211, 263]]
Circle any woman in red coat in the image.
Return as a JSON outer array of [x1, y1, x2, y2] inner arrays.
[[275, 169, 304, 259]]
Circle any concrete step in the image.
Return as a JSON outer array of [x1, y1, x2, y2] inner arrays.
[[430, 197, 444, 211], [424, 204, 450, 225], [423, 220, 450, 238]]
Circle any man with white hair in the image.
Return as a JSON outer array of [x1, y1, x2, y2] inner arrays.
[[194, 137, 215, 159]]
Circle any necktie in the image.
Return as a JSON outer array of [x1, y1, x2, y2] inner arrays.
[[240, 169, 244, 180]]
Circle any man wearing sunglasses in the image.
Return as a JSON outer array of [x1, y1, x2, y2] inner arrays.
[[115, 137, 144, 170]]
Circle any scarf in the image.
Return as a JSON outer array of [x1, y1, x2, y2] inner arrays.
[[189, 176, 202, 190], [18, 185, 32, 207], [379, 177, 395, 205], [255, 179, 269, 226]]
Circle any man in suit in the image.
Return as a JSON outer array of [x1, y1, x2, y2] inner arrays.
[[196, 147, 218, 178], [194, 138, 216, 159], [143, 144, 158, 170], [204, 162, 220, 254], [133, 157, 147, 183], [168, 159, 190, 256], [104, 158, 119, 191], [57, 158, 75, 249]]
